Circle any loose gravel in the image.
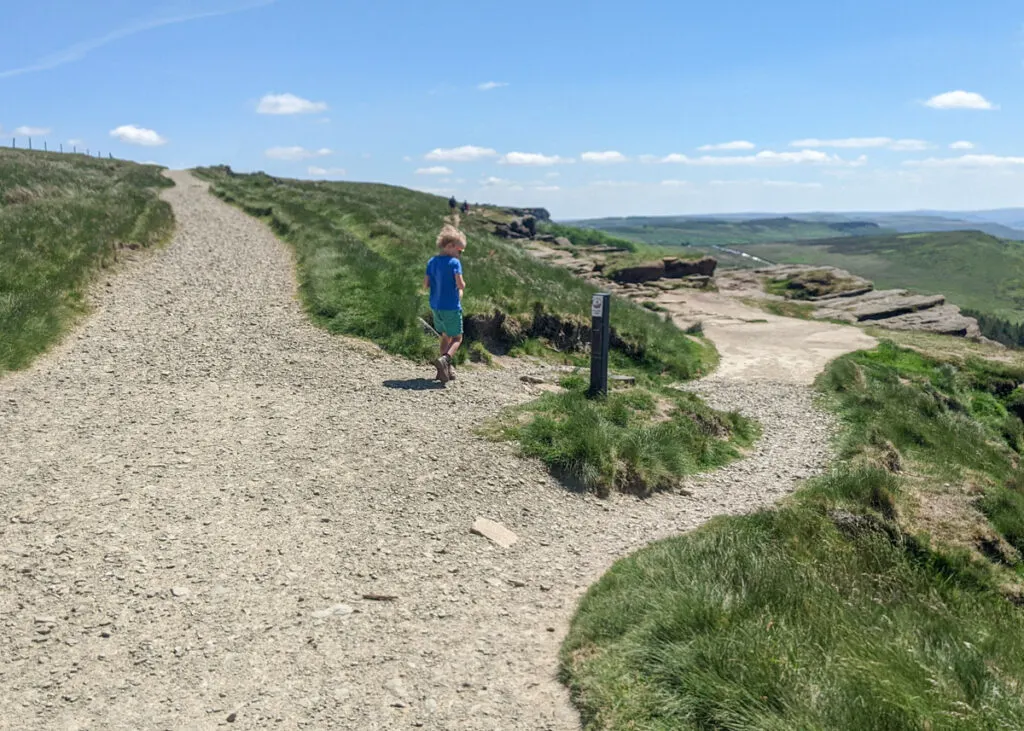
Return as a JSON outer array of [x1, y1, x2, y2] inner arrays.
[[1, 172, 857, 730]]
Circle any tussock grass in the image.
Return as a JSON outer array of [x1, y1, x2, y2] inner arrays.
[[562, 340, 1024, 729], [494, 377, 755, 496], [0, 149, 173, 372]]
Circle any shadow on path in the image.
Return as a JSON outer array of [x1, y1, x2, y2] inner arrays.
[[383, 378, 445, 391]]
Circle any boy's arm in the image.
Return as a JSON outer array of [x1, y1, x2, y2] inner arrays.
[[422, 274, 431, 292], [455, 273, 465, 301]]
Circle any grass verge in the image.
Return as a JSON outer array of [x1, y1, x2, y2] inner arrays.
[[0, 149, 173, 373], [561, 339, 1024, 729]]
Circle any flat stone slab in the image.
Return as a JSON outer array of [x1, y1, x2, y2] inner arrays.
[[471, 518, 519, 548]]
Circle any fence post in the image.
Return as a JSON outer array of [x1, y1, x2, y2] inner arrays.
[[44, 141, 47, 152], [588, 293, 611, 398], [12, 138, 15, 148], [28, 138, 32, 150], [60, 144, 63, 153]]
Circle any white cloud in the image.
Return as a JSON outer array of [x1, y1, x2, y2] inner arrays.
[[791, 137, 928, 151], [924, 90, 996, 110], [949, 141, 975, 150], [109, 125, 167, 146], [581, 150, 628, 163], [14, 126, 51, 137], [905, 154, 1024, 168], [698, 140, 755, 151], [660, 179, 691, 187], [257, 92, 327, 115], [0, 1, 277, 79], [265, 146, 332, 160], [589, 180, 639, 188], [308, 166, 346, 176], [660, 149, 858, 166], [425, 145, 498, 162], [477, 81, 508, 91], [499, 152, 573, 166], [482, 176, 511, 186], [416, 166, 453, 175], [709, 179, 824, 189], [535, 185, 561, 192]]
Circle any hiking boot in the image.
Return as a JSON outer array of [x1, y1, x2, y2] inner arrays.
[[446, 359, 457, 381], [434, 356, 450, 383]]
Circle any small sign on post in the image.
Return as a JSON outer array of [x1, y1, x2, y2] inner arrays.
[[589, 293, 611, 398]]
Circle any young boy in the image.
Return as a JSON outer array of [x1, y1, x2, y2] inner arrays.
[[424, 225, 466, 383]]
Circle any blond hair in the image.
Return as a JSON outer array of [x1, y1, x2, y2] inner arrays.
[[436, 224, 467, 251]]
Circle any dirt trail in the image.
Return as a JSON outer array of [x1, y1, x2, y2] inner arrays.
[[1, 172, 872, 730]]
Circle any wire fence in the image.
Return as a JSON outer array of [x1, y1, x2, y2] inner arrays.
[[8, 137, 114, 159]]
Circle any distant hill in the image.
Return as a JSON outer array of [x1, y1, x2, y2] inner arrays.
[[790, 212, 1024, 241], [738, 231, 1024, 323], [572, 215, 885, 248]]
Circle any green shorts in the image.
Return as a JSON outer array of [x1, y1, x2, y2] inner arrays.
[[432, 309, 463, 337]]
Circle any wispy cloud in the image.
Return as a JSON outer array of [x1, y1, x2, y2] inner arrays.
[[425, 145, 498, 162], [13, 126, 51, 137], [110, 125, 167, 146], [791, 137, 928, 151], [949, 141, 975, 150], [308, 166, 346, 176], [660, 149, 863, 166], [265, 146, 332, 160], [697, 141, 755, 151], [478, 81, 508, 91], [257, 93, 327, 115], [905, 154, 1024, 168], [499, 152, 573, 166], [924, 90, 997, 110], [0, 1, 278, 80], [581, 151, 628, 163], [416, 166, 453, 175]]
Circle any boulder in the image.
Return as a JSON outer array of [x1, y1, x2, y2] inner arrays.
[[663, 256, 718, 279], [847, 294, 946, 322], [872, 305, 982, 337], [554, 237, 573, 248], [610, 261, 666, 284]]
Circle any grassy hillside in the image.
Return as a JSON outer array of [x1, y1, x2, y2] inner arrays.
[[574, 215, 884, 248], [562, 339, 1024, 729], [0, 148, 173, 372], [738, 231, 1024, 323], [193, 167, 751, 494]]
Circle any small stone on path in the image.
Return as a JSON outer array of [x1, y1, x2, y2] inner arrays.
[[311, 603, 354, 619], [471, 518, 519, 548]]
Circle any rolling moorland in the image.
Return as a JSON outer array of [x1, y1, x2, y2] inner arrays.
[[7, 151, 1024, 728]]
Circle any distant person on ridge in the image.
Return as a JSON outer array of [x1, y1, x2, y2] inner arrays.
[[461, 200, 469, 214], [424, 225, 466, 383], [448, 196, 457, 213]]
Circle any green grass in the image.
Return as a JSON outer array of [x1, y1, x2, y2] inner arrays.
[[192, 167, 716, 381], [0, 148, 173, 372], [739, 231, 1024, 323], [561, 341, 1024, 729], [538, 220, 639, 252], [492, 377, 756, 496]]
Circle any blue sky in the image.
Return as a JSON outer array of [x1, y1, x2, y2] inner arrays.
[[2, 0, 1021, 218]]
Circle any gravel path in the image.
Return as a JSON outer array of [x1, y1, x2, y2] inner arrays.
[[1, 172, 861, 730]]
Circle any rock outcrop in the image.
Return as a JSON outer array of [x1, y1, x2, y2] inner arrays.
[[610, 256, 718, 284], [757, 265, 982, 338]]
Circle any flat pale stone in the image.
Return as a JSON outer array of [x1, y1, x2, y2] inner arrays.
[[471, 518, 519, 549]]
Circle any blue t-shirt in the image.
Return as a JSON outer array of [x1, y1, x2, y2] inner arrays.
[[426, 255, 463, 311]]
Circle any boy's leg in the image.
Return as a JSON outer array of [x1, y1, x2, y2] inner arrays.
[[444, 335, 463, 359]]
